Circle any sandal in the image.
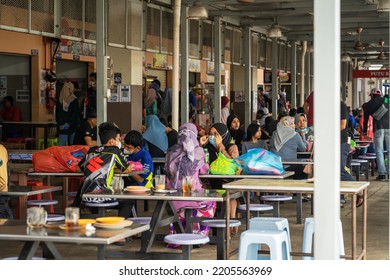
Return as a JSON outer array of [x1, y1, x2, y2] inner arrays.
[[356, 195, 364, 208]]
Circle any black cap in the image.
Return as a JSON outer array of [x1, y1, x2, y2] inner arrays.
[[87, 109, 97, 118]]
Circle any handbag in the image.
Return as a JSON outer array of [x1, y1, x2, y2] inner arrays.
[[209, 152, 240, 175]]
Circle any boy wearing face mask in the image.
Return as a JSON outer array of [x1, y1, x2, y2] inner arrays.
[[122, 130, 154, 188], [77, 122, 134, 218]]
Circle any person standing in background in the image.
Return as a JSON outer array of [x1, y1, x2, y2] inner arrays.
[[82, 72, 97, 119], [362, 88, 389, 181], [0, 96, 22, 138], [303, 91, 314, 127], [56, 81, 80, 146], [221, 96, 230, 125]]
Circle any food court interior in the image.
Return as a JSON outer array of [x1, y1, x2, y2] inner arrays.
[[0, 0, 389, 260]]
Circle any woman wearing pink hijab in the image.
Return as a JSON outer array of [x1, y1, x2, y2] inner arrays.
[[165, 123, 215, 238]]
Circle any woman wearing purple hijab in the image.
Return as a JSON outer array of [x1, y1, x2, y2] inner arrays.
[[165, 123, 216, 237]]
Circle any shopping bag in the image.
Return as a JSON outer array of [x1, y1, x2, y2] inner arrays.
[[209, 152, 240, 175], [234, 148, 284, 175]]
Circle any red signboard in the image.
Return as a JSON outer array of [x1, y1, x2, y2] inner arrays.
[[352, 70, 389, 78]]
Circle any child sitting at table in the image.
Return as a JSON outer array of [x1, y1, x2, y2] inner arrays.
[[77, 122, 134, 218], [122, 130, 154, 188]]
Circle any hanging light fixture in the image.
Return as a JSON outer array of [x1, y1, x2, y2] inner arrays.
[[267, 23, 283, 38], [341, 52, 351, 62], [187, 1, 208, 20]]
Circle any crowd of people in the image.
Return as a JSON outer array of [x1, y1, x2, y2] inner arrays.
[[1, 79, 388, 245]]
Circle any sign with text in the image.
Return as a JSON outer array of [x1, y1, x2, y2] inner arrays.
[[352, 70, 389, 78]]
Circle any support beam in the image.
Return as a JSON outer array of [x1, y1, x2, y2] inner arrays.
[[214, 17, 222, 124]]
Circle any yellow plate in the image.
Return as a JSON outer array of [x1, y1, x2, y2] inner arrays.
[[96, 216, 125, 224], [78, 219, 96, 226]]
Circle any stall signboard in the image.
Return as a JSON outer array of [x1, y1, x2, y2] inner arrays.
[[352, 70, 389, 78]]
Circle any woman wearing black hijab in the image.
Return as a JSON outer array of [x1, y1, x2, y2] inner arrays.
[[200, 122, 240, 233], [226, 114, 246, 154]]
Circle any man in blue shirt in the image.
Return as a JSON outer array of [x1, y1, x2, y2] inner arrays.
[[122, 130, 154, 188]]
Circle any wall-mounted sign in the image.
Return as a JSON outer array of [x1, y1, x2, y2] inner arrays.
[[16, 90, 30, 102], [353, 70, 389, 78], [31, 49, 39, 55]]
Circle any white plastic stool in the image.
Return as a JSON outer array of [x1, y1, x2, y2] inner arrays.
[[358, 155, 376, 176], [2, 257, 46, 260], [260, 195, 293, 217], [201, 219, 241, 260], [302, 217, 345, 260], [238, 204, 274, 218], [352, 159, 369, 180], [84, 201, 119, 217], [249, 217, 291, 258], [163, 233, 210, 259], [26, 199, 58, 214], [238, 229, 291, 260]]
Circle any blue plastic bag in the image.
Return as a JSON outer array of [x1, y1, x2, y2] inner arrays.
[[234, 148, 284, 175]]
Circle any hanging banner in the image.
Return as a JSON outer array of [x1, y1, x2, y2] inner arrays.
[[352, 70, 389, 78]]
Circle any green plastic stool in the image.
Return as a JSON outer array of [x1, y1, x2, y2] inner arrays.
[[38, 138, 58, 149]]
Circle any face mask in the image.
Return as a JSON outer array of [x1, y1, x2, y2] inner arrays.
[[115, 141, 122, 149], [208, 135, 217, 147], [124, 148, 134, 155]]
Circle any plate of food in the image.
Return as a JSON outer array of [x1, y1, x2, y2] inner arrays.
[[93, 220, 133, 230], [95, 216, 125, 224], [124, 186, 151, 194]]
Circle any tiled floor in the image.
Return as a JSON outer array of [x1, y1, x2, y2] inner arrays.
[[0, 178, 388, 260]]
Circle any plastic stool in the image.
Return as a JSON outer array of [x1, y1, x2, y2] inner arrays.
[[84, 201, 119, 217], [358, 155, 376, 176], [238, 229, 291, 260], [352, 159, 369, 180], [47, 214, 65, 222], [38, 138, 58, 150], [302, 217, 345, 260], [238, 204, 274, 218], [260, 195, 293, 217], [249, 217, 291, 257], [350, 161, 361, 181], [26, 199, 58, 214], [201, 219, 241, 260], [163, 233, 210, 259]]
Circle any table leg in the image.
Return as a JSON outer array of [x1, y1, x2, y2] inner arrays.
[[245, 191, 250, 229], [362, 188, 367, 260], [185, 208, 193, 233], [63, 177, 69, 211], [44, 125, 48, 149], [225, 191, 230, 260], [351, 193, 357, 259], [17, 196, 28, 219], [19, 241, 40, 259], [97, 244, 107, 260], [41, 242, 63, 260], [296, 193, 303, 224]]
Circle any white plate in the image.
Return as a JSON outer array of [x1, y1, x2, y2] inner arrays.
[[124, 186, 151, 194], [93, 220, 133, 230], [152, 189, 177, 194]]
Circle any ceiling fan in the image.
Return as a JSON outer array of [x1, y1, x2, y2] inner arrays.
[[377, 40, 387, 60], [353, 27, 366, 51]]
